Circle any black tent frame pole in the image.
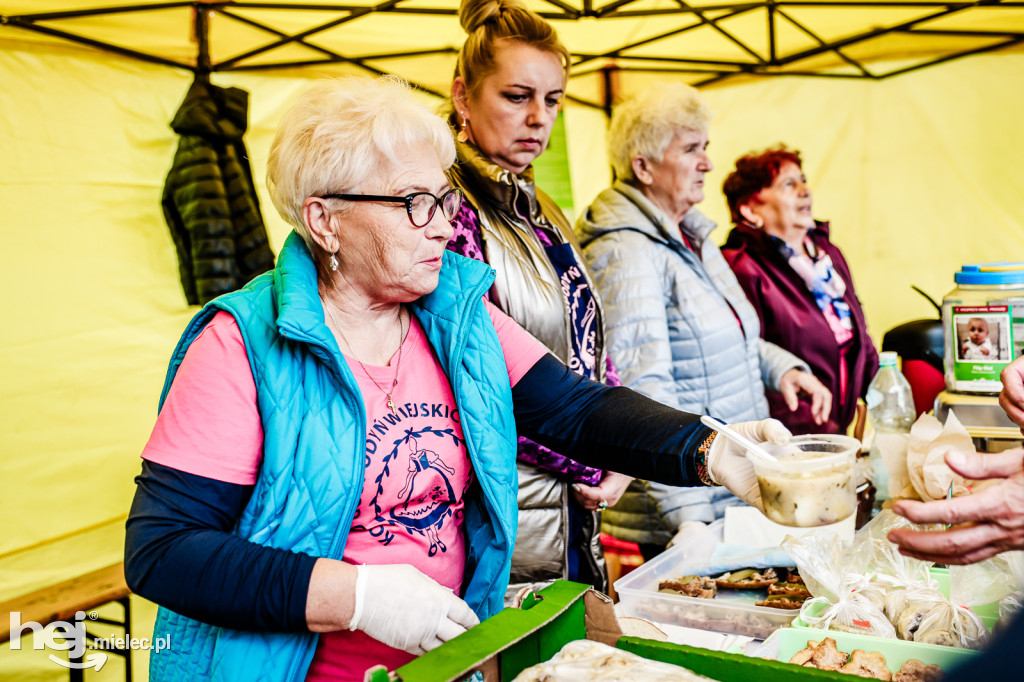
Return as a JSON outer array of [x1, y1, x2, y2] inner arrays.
[[194, 2, 211, 81]]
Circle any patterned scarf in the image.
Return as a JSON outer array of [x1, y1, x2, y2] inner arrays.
[[773, 231, 854, 346]]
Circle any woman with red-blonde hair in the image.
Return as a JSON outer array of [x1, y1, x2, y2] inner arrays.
[[722, 146, 879, 436]]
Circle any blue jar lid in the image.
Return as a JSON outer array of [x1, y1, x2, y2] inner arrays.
[[955, 263, 1024, 285]]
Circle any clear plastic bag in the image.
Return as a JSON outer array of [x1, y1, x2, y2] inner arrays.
[[890, 589, 946, 639], [997, 591, 1024, 633], [991, 550, 1024, 634], [911, 598, 988, 649], [780, 512, 959, 641], [783, 511, 994, 648], [949, 549, 1024, 609], [848, 510, 937, 588], [781, 529, 897, 638]]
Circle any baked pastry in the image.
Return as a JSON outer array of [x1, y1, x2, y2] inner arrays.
[[952, 606, 988, 647], [854, 583, 888, 613], [788, 640, 819, 666], [658, 575, 717, 598], [616, 616, 668, 641], [897, 602, 934, 640], [512, 639, 720, 681], [828, 620, 881, 637], [894, 659, 944, 682], [757, 579, 812, 608], [755, 595, 806, 609], [769, 581, 812, 598], [914, 629, 958, 647], [884, 588, 911, 622], [907, 600, 989, 648], [840, 649, 893, 680], [715, 567, 778, 589], [807, 637, 850, 671]]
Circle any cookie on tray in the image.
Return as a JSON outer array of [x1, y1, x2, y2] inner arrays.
[[839, 649, 892, 680], [894, 659, 944, 682]]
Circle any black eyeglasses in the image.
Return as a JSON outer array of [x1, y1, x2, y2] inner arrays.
[[318, 188, 464, 228]]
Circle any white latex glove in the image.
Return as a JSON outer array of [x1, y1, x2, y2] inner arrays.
[[349, 564, 479, 655], [706, 418, 792, 511], [666, 520, 707, 549]]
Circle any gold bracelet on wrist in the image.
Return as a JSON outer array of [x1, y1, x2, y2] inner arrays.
[[695, 431, 717, 486]]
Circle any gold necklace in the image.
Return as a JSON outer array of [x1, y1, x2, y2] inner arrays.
[[322, 300, 405, 416]]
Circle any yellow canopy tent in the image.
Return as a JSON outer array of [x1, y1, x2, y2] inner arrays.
[[1, 2, 1023, 679]]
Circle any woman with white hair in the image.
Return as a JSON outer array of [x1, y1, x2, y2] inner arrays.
[[576, 82, 831, 560], [123, 75, 789, 681]]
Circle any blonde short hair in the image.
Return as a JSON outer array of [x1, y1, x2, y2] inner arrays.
[[267, 76, 456, 246], [608, 82, 712, 184], [455, 0, 570, 96]]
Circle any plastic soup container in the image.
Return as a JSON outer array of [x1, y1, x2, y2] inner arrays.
[[751, 434, 859, 527], [942, 263, 1024, 394]]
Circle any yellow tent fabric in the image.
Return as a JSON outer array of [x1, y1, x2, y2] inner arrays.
[[2, 4, 1023, 678], [4, 0, 1024, 95]]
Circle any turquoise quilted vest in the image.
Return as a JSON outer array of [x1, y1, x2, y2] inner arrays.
[[148, 232, 519, 681]]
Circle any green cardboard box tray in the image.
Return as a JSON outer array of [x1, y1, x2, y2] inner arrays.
[[367, 580, 868, 682]]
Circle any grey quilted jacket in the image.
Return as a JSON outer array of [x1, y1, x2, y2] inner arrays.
[[575, 181, 808, 545]]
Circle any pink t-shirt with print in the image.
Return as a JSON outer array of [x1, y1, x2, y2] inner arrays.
[[142, 302, 548, 682]]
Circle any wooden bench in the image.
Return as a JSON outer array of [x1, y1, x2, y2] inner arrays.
[[1, 562, 132, 681]]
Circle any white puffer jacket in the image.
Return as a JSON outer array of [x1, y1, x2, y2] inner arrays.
[[576, 182, 808, 545]]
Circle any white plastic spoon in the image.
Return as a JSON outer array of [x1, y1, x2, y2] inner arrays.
[[700, 415, 780, 466]]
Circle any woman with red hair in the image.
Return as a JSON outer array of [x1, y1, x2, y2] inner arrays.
[[722, 147, 879, 436]]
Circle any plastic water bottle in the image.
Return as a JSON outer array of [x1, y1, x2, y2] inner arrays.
[[865, 351, 916, 505]]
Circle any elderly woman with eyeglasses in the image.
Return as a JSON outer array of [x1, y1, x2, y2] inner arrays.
[[123, 76, 787, 682]]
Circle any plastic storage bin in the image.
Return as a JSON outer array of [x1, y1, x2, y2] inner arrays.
[[614, 544, 799, 640], [942, 263, 1024, 393]]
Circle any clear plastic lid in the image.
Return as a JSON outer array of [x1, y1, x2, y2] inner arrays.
[[752, 434, 860, 473]]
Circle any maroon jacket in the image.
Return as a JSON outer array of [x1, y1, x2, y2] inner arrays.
[[722, 221, 879, 435]]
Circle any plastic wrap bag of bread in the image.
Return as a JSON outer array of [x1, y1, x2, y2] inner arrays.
[[947, 548, 1024, 620], [995, 589, 1024, 634], [884, 413, 1022, 624], [781, 527, 897, 638], [782, 512, 991, 648], [511, 639, 719, 681]]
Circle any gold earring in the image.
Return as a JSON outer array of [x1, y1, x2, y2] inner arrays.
[[753, 216, 764, 228], [457, 113, 469, 143]]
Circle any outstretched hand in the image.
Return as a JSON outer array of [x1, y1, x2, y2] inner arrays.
[[705, 418, 792, 511], [888, 448, 1024, 565]]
